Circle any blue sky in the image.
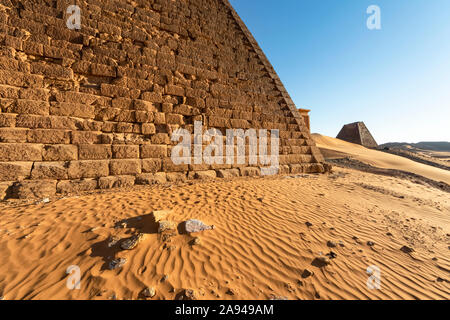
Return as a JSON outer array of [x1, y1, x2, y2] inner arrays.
[[229, 0, 450, 143]]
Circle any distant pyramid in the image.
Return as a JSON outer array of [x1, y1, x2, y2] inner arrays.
[[336, 122, 378, 148]]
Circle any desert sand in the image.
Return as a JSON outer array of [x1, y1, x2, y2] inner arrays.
[[313, 134, 450, 185], [0, 154, 449, 300], [0, 136, 449, 300]]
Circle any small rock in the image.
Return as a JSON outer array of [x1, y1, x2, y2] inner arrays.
[[36, 197, 50, 204], [312, 256, 330, 268], [400, 246, 414, 253], [184, 219, 214, 233], [301, 269, 314, 278], [191, 237, 200, 245], [327, 240, 337, 248], [178, 289, 197, 300], [257, 197, 264, 202], [109, 258, 127, 270], [305, 222, 313, 227], [107, 236, 120, 247], [121, 233, 146, 250], [151, 210, 172, 222], [326, 251, 338, 259], [162, 232, 176, 242], [158, 221, 177, 233], [142, 287, 156, 298], [284, 283, 295, 293], [226, 288, 235, 295], [161, 274, 169, 282], [367, 241, 375, 247]]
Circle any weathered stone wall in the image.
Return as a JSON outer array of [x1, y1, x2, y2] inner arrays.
[[0, 0, 324, 199]]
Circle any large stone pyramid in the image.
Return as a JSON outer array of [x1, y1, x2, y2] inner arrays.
[[0, 0, 325, 199], [336, 122, 378, 148]]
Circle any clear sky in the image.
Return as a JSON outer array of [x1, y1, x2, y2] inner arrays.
[[229, 0, 450, 144]]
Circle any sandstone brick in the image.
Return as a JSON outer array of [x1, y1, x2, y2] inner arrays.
[[0, 143, 42, 161], [71, 131, 102, 144], [165, 84, 184, 96], [0, 114, 17, 127], [140, 144, 167, 159], [27, 129, 70, 144], [0, 128, 28, 143], [141, 158, 162, 173], [7, 100, 50, 115], [19, 88, 50, 101], [141, 123, 156, 135], [31, 162, 69, 180], [50, 102, 95, 119], [166, 113, 184, 125], [216, 169, 240, 179], [109, 159, 141, 175], [11, 180, 57, 199], [0, 162, 33, 181], [153, 112, 166, 124], [78, 144, 112, 160], [68, 160, 109, 179], [16, 115, 78, 130], [166, 172, 186, 182], [193, 170, 216, 180], [56, 179, 98, 194], [135, 172, 166, 185], [141, 92, 162, 103], [150, 133, 170, 144], [162, 158, 189, 172], [98, 175, 135, 189], [134, 100, 158, 112], [112, 145, 139, 159], [43, 145, 78, 161], [239, 167, 260, 177]]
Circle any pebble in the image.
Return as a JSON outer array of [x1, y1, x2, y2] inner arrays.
[[108, 258, 127, 270], [184, 219, 214, 233], [226, 288, 235, 295], [326, 251, 338, 259], [158, 221, 177, 233], [120, 233, 145, 250], [107, 236, 120, 248], [312, 256, 330, 267], [301, 269, 314, 278], [142, 287, 156, 298], [179, 289, 197, 300], [367, 241, 375, 247], [400, 246, 414, 253], [327, 240, 337, 248]]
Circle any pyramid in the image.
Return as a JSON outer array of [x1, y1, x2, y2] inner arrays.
[[336, 122, 378, 148], [0, 0, 325, 199]]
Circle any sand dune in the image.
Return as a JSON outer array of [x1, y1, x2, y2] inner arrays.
[[0, 168, 448, 300], [313, 134, 450, 184]]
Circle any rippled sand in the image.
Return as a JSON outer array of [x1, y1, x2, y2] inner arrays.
[[0, 165, 448, 300]]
